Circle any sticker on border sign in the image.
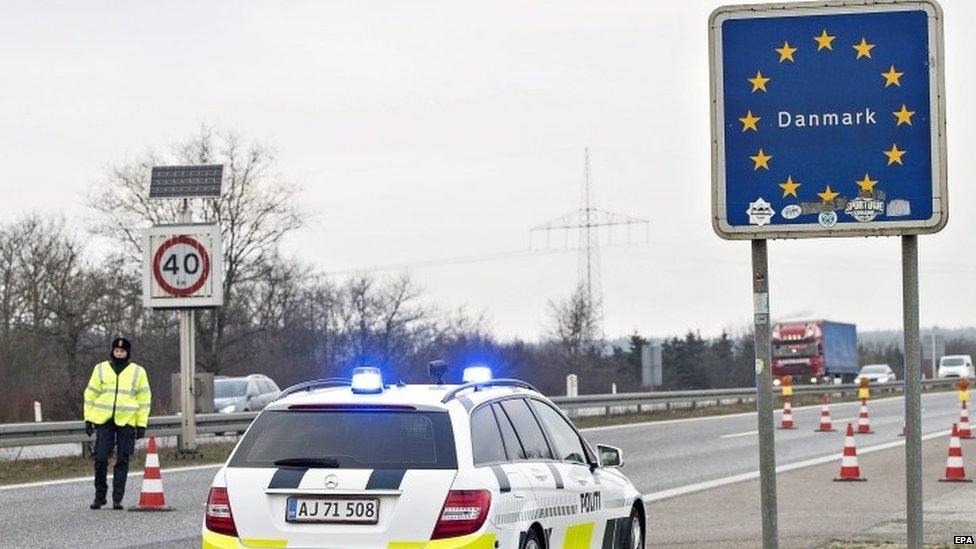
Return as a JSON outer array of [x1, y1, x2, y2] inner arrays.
[[887, 199, 911, 217], [818, 211, 838, 228], [781, 205, 802, 220], [845, 196, 885, 222], [747, 198, 774, 226]]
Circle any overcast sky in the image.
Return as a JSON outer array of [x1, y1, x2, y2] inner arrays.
[[2, 1, 974, 341]]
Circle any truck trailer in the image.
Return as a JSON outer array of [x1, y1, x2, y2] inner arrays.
[[771, 320, 859, 383]]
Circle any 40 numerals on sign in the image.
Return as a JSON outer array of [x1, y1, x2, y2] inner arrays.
[[153, 235, 211, 297], [143, 224, 223, 309]]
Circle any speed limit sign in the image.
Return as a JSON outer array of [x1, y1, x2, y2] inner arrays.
[[143, 223, 223, 308]]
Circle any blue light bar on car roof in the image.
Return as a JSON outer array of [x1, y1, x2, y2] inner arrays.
[[462, 366, 493, 384], [351, 366, 384, 394]]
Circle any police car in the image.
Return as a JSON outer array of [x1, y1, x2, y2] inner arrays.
[[202, 364, 645, 549]]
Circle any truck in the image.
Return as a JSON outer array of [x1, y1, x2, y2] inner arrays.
[[771, 320, 859, 383]]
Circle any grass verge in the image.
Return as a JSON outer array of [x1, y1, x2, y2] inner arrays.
[[573, 401, 759, 429], [0, 441, 235, 486]]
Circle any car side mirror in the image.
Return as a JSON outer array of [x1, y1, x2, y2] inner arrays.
[[597, 444, 624, 468]]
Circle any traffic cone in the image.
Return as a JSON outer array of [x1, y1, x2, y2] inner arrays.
[[834, 423, 866, 481], [815, 394, 835, 432], [939, 424, 972, 483], [959, 402, 973, 439], [779, 399, 796, 430], [857, 399, 874, 434], [128, 437, 173, 511]]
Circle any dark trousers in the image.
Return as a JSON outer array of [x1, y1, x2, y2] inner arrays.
[[93, 423, 136, 503]]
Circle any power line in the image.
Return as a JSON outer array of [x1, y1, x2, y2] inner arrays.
[[530, 148, 649, 336]]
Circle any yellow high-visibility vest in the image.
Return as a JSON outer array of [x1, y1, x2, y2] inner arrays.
[[83, 361, 151, 427]]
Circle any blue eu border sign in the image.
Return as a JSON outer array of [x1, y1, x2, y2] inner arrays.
[[709, 0, 946, 239]]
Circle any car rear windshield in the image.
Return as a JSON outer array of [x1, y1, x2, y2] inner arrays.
[[215, 380, 248, 398], [229, 410, 457, 469], [860, 366, 888, 374], [941, 357, 966, 367]]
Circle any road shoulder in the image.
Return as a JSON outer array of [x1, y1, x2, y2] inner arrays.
[[646, 432, 976, 548]]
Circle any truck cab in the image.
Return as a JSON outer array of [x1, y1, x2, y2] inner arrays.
[[771, 320, 858, 384]]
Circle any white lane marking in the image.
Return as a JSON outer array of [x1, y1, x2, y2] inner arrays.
[[582, 391, 947, 434], [720, 430, 759, 439], [642, 429, 951, 503], [581, 409, 758, 433], [0, 463, 221, 491]]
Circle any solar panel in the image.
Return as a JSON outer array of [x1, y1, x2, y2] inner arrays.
[[149, 165, 223, 198]]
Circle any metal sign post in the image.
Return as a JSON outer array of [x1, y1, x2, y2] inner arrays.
[[902, 235, 922, 546], [178, 204, 197, 453], [179, 303, 197, 451], [752, 239, 777, 548], [710, 2, 946, 547], [145, 165, 223, 455]]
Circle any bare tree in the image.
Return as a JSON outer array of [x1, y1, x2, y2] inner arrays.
[[339, 276, 426, 368], [547, 285, 602, 359], [87, 127, 308, 373], [0, 217, 135, 418], [0, 221, 27, 335]]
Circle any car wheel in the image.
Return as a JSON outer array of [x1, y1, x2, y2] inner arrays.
[[626, 506, 644, 549], [521, 528, 543, 549]]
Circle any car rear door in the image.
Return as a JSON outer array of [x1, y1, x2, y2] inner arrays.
[[469, 403, 537, 545], [494, 398, 574, 544], [223, 408, 458, 548]]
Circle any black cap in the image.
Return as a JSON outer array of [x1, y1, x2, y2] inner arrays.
[[112, 338, 131, 353]]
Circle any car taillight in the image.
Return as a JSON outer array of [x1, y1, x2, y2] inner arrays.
[[205, 487, 238, 537], [430, 489, 491, 540]]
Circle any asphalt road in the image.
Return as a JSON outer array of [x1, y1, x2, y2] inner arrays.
[[589, 391, 964, 496], [0, 391, 965, 548], [648, 428, 976, 547]]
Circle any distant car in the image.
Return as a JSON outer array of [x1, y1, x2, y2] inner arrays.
[[856, 364, 896, 384], [938, 355, 975, 379], [214, 375, 281, 413]]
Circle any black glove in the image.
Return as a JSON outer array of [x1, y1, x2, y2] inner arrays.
[[85, 421, 94, 437], [135, 427, 146, 440]]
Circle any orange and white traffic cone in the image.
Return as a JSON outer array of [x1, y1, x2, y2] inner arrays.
[[128, 436, 173, 511], [857, 399, 874, 434], [959, 402, 973, 440], [815, 394, 835, 432], [834, 422, 866, 482], [779, 399, 796, 430], [939, 424, 972, 483]]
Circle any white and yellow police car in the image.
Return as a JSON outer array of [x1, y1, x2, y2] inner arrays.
[[202, 365, 645, 548]]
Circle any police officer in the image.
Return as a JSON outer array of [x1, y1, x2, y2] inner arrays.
[[83, 337, 152, 510]]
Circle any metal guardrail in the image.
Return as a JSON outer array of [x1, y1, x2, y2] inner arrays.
[[0, 378, 962, 449], [0, 411, 259, 448], [551, 378, 960, 410]]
